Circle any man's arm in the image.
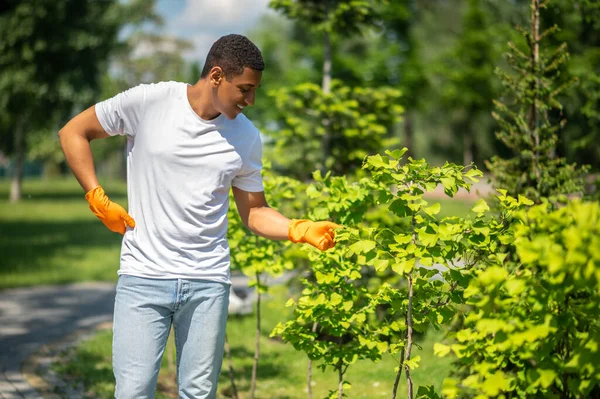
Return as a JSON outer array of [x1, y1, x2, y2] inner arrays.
[[58, 105, 110, 192], [232, 187, 290, 240], [59, 105, 134, 234], [232, 187, 338, 250]]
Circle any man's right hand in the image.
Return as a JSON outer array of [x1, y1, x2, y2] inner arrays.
[[85, 186, 135, 234]]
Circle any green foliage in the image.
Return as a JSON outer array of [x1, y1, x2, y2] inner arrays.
[[271, 149, 492, 396], [0, 0, 158, 136], [439, 199, 600, 398], [268, 81, 402, 179], [0, 0, 159, 200], [538, 0, 600, 171], [269, 0, 384, 36], [486, 0, 588, 204]]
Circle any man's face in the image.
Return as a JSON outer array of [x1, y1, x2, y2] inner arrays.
[[212, 67, 262, 120]]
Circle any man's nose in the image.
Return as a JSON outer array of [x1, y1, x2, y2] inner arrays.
[[245, 91, 255, 106]]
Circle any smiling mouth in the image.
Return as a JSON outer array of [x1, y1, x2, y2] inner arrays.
[[237, 104, 245, 111]]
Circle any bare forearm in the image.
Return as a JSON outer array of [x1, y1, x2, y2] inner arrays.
[[58, 130, 99, 193], [247, 206, 290, 240]]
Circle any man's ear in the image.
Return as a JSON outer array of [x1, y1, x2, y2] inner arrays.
[[210, 66, 224, 87]]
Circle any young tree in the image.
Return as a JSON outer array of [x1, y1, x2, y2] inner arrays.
[[485, 0, 588, 204], [268, 0, 390, 175], [538, 0, 600, 171]]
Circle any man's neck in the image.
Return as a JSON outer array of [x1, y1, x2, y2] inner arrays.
[[187, 80, 220, 121]]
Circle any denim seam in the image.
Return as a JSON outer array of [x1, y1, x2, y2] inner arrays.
[[173, 315, 182, 397]]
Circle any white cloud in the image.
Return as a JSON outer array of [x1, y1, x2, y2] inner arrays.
[[166, 0, 276, 61]]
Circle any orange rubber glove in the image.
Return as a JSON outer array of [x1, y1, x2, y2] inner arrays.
[[288, 219, 340, 251], [85, 186, 135, 234]]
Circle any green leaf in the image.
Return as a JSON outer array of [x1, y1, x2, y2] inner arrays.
[[316, 271, 338, 284], [416, 385, 441, 399], [306, 185, 321, 199], [537, 369, 557, 388], [424, 203, 441, 216], [385, 147, 408, 159], [394, 234, 412, 245], [392, 258, 415, 274], [433, 343, 451, 357], [496, 188, 508, 199], [477, 266, 508, 286], [418, 229, 439, 247], [374, 258, 390, 272], [330, 292, 343, 306], [348, 240, 376, 256], [464, 168, 483, 182], [481, 371, 512, 396], [518, 194, 534, 206], [342, 300, 353, 312], [366, 154, 390, 169], [504, 279, 526, 296], [471, 199, 490, 214], [405, 355, 421, 370], [440, 177, 456, 191]]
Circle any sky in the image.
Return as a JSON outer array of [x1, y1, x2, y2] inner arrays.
[[155, 0, 276, 62]]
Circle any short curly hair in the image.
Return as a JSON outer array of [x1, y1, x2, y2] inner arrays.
[[200, 34, 264, 80]]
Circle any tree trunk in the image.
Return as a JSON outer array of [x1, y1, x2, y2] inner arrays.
[[322, 28, 332, 95], [224, 334, 239, 399], [463, 131, 474, 166], [529, 0, 541, 182], [321, 2, 332, 173], [404, 112, 415, 158], [10, 119, 25, 202], [250, 273, 262, 399]]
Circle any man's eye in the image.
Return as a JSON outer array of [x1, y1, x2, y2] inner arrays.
[[240, 88, 249, 93]]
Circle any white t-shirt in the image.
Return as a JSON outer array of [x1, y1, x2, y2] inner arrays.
[[95, 81, 263, 284]]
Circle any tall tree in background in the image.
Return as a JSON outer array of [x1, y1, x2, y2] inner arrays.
[[0, 0, 160, 201], [540, 0, 600, 170], [486, 0, 588, 204], [269, 0, 386, 168], [437, 0, 499, 166], [379, 0, 427, 158]]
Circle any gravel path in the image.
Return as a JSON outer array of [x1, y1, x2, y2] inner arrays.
[[0, 282, 116, 398]]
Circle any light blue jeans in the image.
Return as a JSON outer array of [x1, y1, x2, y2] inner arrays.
[[112, 275, 230, 399]]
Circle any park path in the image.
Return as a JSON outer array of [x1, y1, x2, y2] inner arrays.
[[0, 274, 255, 399], [0, 282, 116, 399]]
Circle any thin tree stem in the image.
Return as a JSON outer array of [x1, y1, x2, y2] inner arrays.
[[308, 321, 318, 399], [250, 273, 262, 399], [338, 362, 344, 399], [405, 274, 414, 399], [391, 335, 406, 399]]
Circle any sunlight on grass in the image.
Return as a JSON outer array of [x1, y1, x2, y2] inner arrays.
[[0, 178, 126, 288]]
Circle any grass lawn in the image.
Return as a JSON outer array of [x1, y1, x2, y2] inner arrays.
[[0, 178, 127, 288], [53, 285, 453, 398]]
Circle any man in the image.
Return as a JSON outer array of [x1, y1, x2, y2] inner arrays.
[[58, 34, 338, 398]]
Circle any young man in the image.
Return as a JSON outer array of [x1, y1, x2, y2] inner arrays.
[[59, 34, 338, 398]]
